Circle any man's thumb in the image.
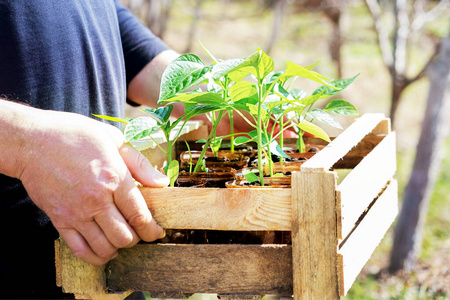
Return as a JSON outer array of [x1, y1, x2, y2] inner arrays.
[[119, 144, 169, 187]]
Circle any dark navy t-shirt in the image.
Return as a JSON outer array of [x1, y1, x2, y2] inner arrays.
[[0, 1, 169, 297]]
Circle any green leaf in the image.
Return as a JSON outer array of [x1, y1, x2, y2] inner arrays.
[[307, 109, 342, 129], [124, 117, 161, 142], [227, 66, 255, 82], [290, 89, 308, 100], [93, 114, 130, 124], [268, 139, 290, 158], [279, 62, 336, 89], [234, 136, 255, 145], [210, 137, 222, 154], [212, 58, 249, 79], [246, 103, 268, 120], [166, 160, 179, 187], [229, 81, 258, 102], [313, 74, 359, 97], [159, 54, 211, 101], [243, 169, 259, 183], [142, 105, 173, 123], [300, 91, 325, 108], [297, 121, 331, 142], [199, 40, 220, 64], [184, 104, 223, 119], [256, 49, 275, 78], [161, 91, 223, 105], [324, 99, 359, 116]]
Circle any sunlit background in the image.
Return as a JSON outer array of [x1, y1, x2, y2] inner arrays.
[[121, 1, 450, 299]]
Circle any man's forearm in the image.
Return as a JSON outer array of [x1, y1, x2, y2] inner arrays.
[[127, 49, 179, 108], [0, 99, 35, 179]]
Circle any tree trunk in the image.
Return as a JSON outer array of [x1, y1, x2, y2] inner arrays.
[[389, 29, 450, 273], [266, 0, 286, 54], [184, 0, 205, 53], [323, 0, 342, 78]]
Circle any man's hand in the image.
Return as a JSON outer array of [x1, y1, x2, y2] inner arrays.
[[1, 102, 168, 265]]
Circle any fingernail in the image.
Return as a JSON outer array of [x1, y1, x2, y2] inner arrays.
[[152, 170, 170, 186], [159, 228, 166, 239]]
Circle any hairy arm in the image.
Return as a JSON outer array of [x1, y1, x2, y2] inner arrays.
[[0, 99, 169, 265]]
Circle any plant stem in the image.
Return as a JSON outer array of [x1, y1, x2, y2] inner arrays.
[[257, 79, 264, 186], [193, 110, 225, 173], [228, 110, 234, 152]]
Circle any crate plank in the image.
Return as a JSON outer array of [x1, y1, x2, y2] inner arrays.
[[141, 187, 292, 231], [107, 244, 293, 298], [55, 239, 107, 297], [291, 171, 339, 300], [337, 131, 396, 239], [302, 113, 387, 172], [337, 180, 398, 296]]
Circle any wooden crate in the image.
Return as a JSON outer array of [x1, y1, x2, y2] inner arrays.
[[55, 113, 398, 299]]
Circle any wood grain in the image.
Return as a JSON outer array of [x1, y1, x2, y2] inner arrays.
[[337, 180, 398, 296], [55, 239, 106, 297], [337, 131, 397, 239], [291, 171, 339, 300], [141, 187, 292, 231], [302, 113, 387, 172], [107, 244, 293, 298]]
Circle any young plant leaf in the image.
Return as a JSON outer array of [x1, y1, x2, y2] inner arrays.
[[228, 66, 255, 82], [307, 109, 342, 129], [166, 159, 179, 187], [229, 81, 258, 102], [267, 139, 290, 158], [247, 103, 268, 120], [255, 49, 275, 79], [324, 99, 359, 116], [234, 136, 255, 145], [124, 117, 161, 142], [210, 137, 222, 155], [159, 54, 211, 102], [279, 62, 337, 89], [243, 169, 259, 183], [313, 74, 359, 97], [142, 105, 173, 123], [93, 114, 130, 124], [199, 40, 220, 64], [212, 58, 250, 79], [184, 104, 223, 119], [297, 121, 331, 142], [161, 91, 223, 105]]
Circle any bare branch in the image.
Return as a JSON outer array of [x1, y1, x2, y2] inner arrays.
[[364, 0, 394, 72], [412, 0, 450, 32], [406, 40, 442, 86]]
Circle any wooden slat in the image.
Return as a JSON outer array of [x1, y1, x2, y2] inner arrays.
[[55, 239, 107, 297], [301, 113, 387, 172], [333, 135, 385, 169], [107, 244, 293, 298], [291, 171, 339, 300], [337, 131, 397, 239], [337, 180, 398, 296], [141, 187, 292, 231]]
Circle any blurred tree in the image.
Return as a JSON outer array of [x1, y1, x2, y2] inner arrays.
[[297, 0, 350, 78], [389, 27, 450, 273], [364, 0, 449, 127], [121, 0, 172, 38], [266, 0, 287, 54]]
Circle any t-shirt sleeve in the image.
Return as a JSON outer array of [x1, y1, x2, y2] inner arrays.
[[115, 0, 170, 86]]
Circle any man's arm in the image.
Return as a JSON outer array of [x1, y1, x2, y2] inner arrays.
[[0, 99, 169, 265]]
